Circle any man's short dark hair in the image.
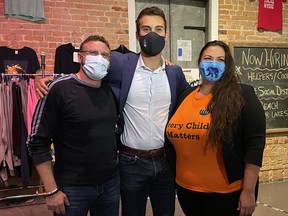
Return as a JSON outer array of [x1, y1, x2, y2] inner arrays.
[[136, 6, 167, 34], [80, 35, 110, 51]]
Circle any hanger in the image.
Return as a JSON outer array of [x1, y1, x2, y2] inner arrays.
[[112, 45, 132, 54], [71, 31, 79, 49], [9, 32, 22, 53]]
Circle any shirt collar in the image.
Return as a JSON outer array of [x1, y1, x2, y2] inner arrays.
[[136, 54, 166, 72]]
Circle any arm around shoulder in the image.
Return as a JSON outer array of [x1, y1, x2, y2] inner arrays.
[[34, 76, 54, 99]]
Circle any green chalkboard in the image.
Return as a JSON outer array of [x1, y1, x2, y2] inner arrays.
[[230, 43, 288, 132]]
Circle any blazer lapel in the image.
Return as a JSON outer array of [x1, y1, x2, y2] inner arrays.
[[165, 67, 177, 117], [119, 53, 140, 113]]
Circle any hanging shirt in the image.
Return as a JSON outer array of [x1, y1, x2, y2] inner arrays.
[[1, 82, 14, 174], [12, 82, 30, 187], [4, 0, 45, 22], [54, 43, 80, 74], [0, 46, 40, 74], [258, 0, 283, 31], [27, 79, 38, 136]]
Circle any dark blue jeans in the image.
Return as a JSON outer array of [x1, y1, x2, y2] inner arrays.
[[55, 174, 120, 216], [119, 152, 175, 216]]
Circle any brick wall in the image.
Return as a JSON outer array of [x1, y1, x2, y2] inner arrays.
[[219, 0, 288, 44], [219, 0, 288, 182], [260, 133, 288, 182], [0, 0, 129, 73]]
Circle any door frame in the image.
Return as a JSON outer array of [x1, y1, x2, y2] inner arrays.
[[127, 0, 219, 52]]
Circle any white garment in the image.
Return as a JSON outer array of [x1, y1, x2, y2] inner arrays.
[[121, 56, 171, 150]]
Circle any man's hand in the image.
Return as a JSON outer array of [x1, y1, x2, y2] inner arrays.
[[165, 59, 175, 66], [35, 76, 54, 99], [46, 190, 70, 215]]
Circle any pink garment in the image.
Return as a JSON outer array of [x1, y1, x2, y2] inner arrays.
[[27, 79, 39, 135]]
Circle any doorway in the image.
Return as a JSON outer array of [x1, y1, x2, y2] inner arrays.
[[135, 0, 208, 70]]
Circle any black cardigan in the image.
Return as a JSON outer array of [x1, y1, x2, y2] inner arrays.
[[164, 84, 266, 184]]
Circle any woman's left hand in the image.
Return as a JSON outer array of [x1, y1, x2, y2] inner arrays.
[[237, 189, 256, 216]]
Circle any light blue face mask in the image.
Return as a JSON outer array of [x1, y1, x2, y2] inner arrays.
[[199, 60, 225, 82], [82, 55, 109, 81]]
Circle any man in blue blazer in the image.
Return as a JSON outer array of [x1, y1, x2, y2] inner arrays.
[[108, 51, 188, 135], [108, 6, 188, 216]]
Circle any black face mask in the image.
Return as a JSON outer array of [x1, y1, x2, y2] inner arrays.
[[139, 32, 165, 56]]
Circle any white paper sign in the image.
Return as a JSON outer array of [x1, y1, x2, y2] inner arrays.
[[177, 40, 192, 61], [73, 52, 79, 63]]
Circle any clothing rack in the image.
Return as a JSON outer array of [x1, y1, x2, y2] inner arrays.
[[0, 190, 46, 202], [0, 73, 64, 82], [1, 73, 43, 76], [0, 185, 45, 202], [0, 185, 41, 192], [0, 73, 67, 204], [0, 73, 57, 204], [1, 73, 63, 77]]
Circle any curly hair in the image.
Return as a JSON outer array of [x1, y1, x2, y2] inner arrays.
[[197, 40, 244, 148]]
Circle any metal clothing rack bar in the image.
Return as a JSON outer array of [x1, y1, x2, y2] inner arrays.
[[0, 185, 43, 192], [1, 73, 64, 83], [0, 183, 46, 202], [0, 191, 47, 202], [1, 73, 61, 77]]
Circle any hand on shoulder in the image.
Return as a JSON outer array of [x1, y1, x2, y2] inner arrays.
[[35, 76, 54, 99]]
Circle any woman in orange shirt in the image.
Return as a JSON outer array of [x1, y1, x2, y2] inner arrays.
[[165, 40, 266, 216]]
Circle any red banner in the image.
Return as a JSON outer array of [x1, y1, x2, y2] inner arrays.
[[258, 0, 283, 31]]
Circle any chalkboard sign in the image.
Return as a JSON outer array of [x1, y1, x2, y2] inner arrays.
[[230, 43, 288, 132]]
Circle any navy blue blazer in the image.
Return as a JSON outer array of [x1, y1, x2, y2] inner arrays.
[[108, 51, 189, 134]]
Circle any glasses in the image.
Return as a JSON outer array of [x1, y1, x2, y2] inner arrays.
[[80, 50, 110, 59]]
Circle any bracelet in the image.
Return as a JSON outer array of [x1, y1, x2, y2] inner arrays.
[[44, 188, 60, 197]]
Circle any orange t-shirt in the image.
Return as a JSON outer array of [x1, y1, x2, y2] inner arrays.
[[166, 87, 242, 193]]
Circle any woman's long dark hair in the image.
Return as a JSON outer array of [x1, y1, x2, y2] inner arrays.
[[197, 40, 244, 148]]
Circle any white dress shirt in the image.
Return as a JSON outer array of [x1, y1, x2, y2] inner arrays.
[[120, 55, 171, 150]]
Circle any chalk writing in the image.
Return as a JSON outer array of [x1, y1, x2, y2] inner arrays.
[[232, 44, 288, 129]]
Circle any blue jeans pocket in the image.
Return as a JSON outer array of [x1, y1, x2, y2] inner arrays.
[[57, 175, 120, 216], [119, 152, 139, 165]]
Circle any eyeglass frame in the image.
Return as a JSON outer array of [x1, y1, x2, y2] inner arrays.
[[79, 50, 110, 59]]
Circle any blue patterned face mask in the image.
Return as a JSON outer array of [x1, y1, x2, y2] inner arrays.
[[199, 60, 225, 82]]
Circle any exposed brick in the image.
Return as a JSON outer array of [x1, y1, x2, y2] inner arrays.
[[112, 6, 128, 12], [219, 1, 288, 182]]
